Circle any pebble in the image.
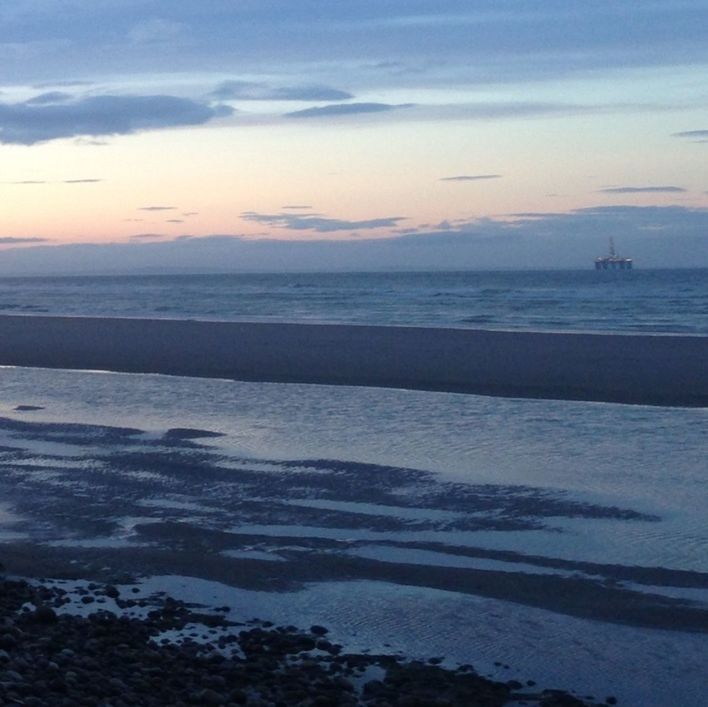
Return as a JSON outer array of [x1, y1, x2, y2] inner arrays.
[[0, 575, 602, 707]]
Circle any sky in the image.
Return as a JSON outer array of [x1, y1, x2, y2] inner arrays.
[[0, 0, 707, 273]]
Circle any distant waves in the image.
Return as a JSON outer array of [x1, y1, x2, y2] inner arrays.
[[0, 269, 706, 334]]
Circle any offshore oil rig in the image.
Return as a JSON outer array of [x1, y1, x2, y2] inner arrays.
[[595, 238, 632, 270]]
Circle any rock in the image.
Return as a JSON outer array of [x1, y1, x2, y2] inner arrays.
[[363, 679, 386, 696], [540, 691, 589, 706], [333, 676, 354, 692], [108, 677, 128, 691], [312, 696, 338, 707], [199, 688, 226, 705], [33, 606, 57, 624], [0, 632, 17, 648], [310, 625, 329, 636]]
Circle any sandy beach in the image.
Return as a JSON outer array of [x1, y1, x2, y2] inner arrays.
[[0, 315, 706, 406]]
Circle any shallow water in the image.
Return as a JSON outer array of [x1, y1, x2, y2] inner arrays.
[[131, 575, 708, 707], [0, 365, 706, 706], [2, 366, 705, 573]]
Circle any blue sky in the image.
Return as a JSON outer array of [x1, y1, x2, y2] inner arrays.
[[0, 1, 706, 272]]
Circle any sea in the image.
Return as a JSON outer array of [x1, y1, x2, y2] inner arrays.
[[1, 268, 707, 334], [0, 268, 707, 706]]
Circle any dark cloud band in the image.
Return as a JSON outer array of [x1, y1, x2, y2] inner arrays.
[[242, 211, 405, 232], [599, 186, 686, 194], [0, 95, 232, 145], [0, 237, 50, 244], [285, 102, 413, 119], [441, 174, 502, 182], [672, 130, 708, 139]]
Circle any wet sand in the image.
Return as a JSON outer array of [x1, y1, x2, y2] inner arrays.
[[0, 414, 705, 634], [0, 314, 706, 406]]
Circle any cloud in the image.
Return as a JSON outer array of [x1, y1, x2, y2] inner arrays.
[[2, 205, 707, 275], [0, 236, 49, 244], [211, 80, 352, 102], [425, 101, 615, 122], [129, 233, 166, 241], [128, 19, 184, 44], [1, 3, 707, 94], [74, 138, 109, 147], [281, 100, 599, 125], [282, 205, 313, 210], [182, 211, 199, 216], [672, 129, 708, 139], [441, 174, 502, 182], [507, 212, 569, 219], [8, 178, 101, 185], [285, 102, 413, 119], [24, 91, 73, 105], [599, 186, 686, 194], [166, 219, 184, 223], [242, 211, 406, 232], [0, 95, 233, 145], [33, 81, 93, 89], [139, 206, 177, 211], [171, 234, 240, 244]]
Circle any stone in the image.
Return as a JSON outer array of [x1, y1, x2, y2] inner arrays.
[[0, 632, 17, 648], [199, 688, 226, 705], [33, 606, 57, 624]]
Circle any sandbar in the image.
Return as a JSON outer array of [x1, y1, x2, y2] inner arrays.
[[0, 314, 706, 406]]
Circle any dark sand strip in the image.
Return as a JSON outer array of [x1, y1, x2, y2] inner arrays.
[[2, 539, 707, 634], [0, 315, 706, 406]]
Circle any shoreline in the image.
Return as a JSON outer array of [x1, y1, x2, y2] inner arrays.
[[0, 572, 606, 706], [1, 314, 706, 407]]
